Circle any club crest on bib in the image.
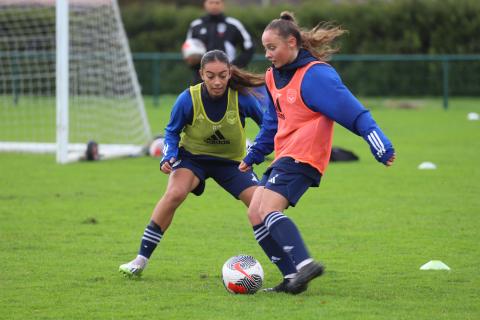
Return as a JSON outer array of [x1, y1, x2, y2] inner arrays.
[[196, 113, 205, 121], [226, 111, 237, 125], [287, 89, 297, 104]]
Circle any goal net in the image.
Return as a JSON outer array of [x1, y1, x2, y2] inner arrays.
[[0, 0, 151, 163]]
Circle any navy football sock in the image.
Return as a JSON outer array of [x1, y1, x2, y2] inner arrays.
[[138, 220, 163, 259], [253, 223, 298, 277], [264, 211, 310, 268]]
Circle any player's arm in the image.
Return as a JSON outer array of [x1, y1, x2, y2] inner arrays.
[[302, 65, 395, 166], [227, 17, 255, 68], [354, 111, 396, 166], [185, 18, 202, 41], [161, 90, 193, 173], [240, 92, 277, 171], [232, 44, 254, 69], [184, 20, 204, 68], [239, 91, 264, 127]]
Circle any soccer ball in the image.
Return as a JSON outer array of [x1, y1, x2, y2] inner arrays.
[[222, 255, 264, 294], [148, 137, 164, 158], [181, 38, 206, 59]]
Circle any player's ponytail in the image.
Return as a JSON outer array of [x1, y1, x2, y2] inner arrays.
[[265, 11, 347, 61], [279, 11, 296, 22], [229, 66, 265, 93]]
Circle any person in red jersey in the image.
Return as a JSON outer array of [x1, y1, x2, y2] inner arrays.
[[239, 12, 396, 294]]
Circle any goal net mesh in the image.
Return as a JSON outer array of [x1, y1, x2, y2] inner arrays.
[[0, 0, 151, 158]]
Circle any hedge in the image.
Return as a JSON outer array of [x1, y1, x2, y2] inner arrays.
[[122, 0, 480, 55], [121, 0, 480, 95], [1, 0, 478, 96]]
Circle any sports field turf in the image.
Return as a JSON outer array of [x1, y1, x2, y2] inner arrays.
[[1, 97, 479, 319]]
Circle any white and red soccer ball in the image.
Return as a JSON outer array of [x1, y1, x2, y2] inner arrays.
[[149, 137, 165, 158], [222, 255, 264, 294], [182, 38, 206, 59]]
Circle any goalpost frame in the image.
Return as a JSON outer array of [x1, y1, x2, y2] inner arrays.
[[111, 0, 152, 151], [54, 0, 151, 164], [0, 0, 152, 163], [56, 0, 69, 164]]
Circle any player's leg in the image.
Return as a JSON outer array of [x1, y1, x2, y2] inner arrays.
[[152, 168, 200, 231], [119, 165, 203, 278], [258, 163, 324, 294], [260, 188, 324, 294], [246, 185, 303, 293], [237, 185, 256, 207], [213, 164, 300, 292], [210, 161, 259, 206]]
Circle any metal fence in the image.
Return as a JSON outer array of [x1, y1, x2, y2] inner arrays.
[[132, 53, 480, 109]]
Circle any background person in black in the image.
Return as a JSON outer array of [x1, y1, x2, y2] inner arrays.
[[185, 0, 255, 84]]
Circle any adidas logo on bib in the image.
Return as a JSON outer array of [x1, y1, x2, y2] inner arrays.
[[204, 130, 230, 145]]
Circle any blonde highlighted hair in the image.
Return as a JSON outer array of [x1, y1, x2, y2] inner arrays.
[[265, 11, 347, 61]]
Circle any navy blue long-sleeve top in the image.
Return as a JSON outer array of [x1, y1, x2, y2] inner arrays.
[[245, 49, 394, 166]]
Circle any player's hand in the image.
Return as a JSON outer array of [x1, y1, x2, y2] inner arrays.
[[238, 161, 251, 172], [385, 153, 396, 167], [160, 157, 176, 174]]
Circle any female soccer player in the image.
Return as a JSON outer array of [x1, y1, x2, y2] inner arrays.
[[239, 12, 396, 294], [119, 50, 268, 277]]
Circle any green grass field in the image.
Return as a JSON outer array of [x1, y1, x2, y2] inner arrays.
[[1, 97, 479, 319]]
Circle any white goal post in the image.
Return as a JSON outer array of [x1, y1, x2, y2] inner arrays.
[[0, 0, 152, 163]]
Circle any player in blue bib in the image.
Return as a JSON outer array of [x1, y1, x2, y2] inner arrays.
[[119, 50, 267, 278]]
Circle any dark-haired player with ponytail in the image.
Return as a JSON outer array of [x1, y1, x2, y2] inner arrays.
[[119, 50, 268, 277], [239, 12, 396, 294]]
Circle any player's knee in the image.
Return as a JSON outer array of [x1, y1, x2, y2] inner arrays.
[[247, 205, 263, 226], [258, 204, 282, 220], [164, 187, 189, 205]]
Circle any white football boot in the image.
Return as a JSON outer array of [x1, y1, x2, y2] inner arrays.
[[119, 255, 148, 278]]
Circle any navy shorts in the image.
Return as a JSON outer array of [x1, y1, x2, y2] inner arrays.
[[259, 157, 322, 207], [172, 148, 259, 198]]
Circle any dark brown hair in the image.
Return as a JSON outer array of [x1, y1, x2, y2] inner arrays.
[[264, 11, 347, 61], [200, 50, 265, 93]]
